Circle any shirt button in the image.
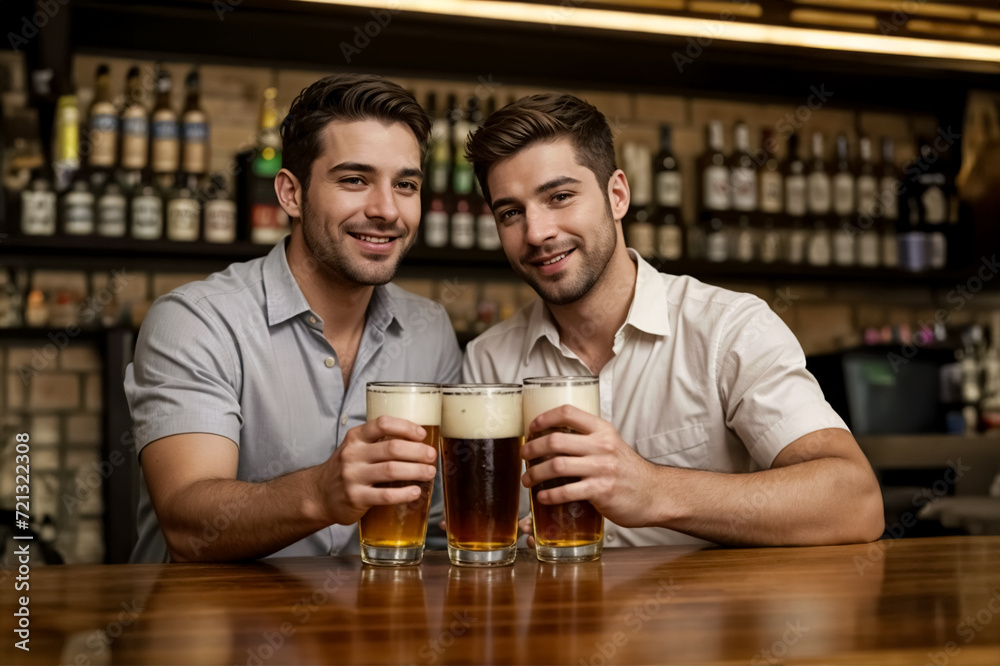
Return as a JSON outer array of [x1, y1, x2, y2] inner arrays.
[[309, 316, 317, 324], [340, 414, 349, 426], [606, 533, 615, 543], [324, 357, 336, 368]]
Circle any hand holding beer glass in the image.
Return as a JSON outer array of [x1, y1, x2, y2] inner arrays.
[[440, 384, 523, 567], [360, 382, 441, 566], [523, 376, 604, 563]]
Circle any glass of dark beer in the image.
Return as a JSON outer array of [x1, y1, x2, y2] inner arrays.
[[360, 382, 441, 566], [440, 384, 523, 567], [523, 376, 604, 563]]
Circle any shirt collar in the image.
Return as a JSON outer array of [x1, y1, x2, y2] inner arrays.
[[519, 248, 671, 361], [263, 239, 403, 331]]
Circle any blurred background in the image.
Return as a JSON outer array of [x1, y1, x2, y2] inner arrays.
[[1, 0, 999, 564]]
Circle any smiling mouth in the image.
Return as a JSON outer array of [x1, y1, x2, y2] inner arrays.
[[531, 248, 575, 266], [349, 233, 396, 244]]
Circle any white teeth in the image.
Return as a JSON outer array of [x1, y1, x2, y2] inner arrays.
[[358, 235, 391, 244], [542, 252, 568, 265]]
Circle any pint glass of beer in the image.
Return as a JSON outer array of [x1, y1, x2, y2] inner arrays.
[[360, 382, 441, 566], [522, 376, 603, 563], [440, 384, 523, 566]]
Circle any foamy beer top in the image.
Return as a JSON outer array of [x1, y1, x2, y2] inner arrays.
[[522, 376, 600, 430], [441, 384, 522, 439], [366, 382, 441, 425]]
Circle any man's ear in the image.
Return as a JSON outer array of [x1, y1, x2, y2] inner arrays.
[[275, 168, 303, 220], [607, 169, 630, 223]]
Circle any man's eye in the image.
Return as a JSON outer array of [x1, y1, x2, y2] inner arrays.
[[501, 209, 521, 220], [341, 177, 364, 185], [397, 181, 418, 191], [553, 192, 572, 202]]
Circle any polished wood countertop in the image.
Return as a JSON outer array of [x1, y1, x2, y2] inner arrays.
[[3, 537, 999, 665]]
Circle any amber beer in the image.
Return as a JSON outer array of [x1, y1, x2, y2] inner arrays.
[[441, 384, 523, 566], [360, 383, 441, 566], [523, 376, 603, 562]]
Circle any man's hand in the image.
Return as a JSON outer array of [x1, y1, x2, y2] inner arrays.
[[520, 405, 658, 528], [518, 514, 535, 548], [316, 415, 438, 526]]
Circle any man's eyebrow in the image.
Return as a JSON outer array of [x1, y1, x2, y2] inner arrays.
[[397, 167, 423, 180], [328, 161, 376, 174], [491, 176, 583, 210]]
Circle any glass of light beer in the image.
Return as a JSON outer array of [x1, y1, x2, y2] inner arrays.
[[523, 376, 604, 563], [440, 384, 523, 567], [360, 382, 441, 566]]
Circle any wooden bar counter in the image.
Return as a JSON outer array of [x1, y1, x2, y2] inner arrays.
[[3, 536, 999, 664]]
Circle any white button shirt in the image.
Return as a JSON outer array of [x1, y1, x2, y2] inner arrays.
[[462, 250, 848, 547]]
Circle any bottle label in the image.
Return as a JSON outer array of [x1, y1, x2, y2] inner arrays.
[[477, 213, 501, 251], [122, 117, 149, 170], [703, 166, 730, 210], [858, 233, 880, 267], [123, 116, 148, 137], [928, 232, 947, 269], [430, 163, 450, 194], [785, 176, 806, 217], [808, 173, 831, 215], [21, 190, 57, 235], [832, 173, 854, 216], [657, 225, 683, 261], [451, 211, 475, 249], [204, 200, 237, 243], [879, 177, 899, 220], [832, 230, 855, 266], [923, 186, 947, 224], [90, 113, 118, 167], [786, 229, 807, 264], [856, 176, 877, 217], [97, 195, 127, 237], [167, 199, 200, 241], [730, 168, 757, 211], [424, 211, 448, 247], [132, 196, 163, 239], [452, 164, 474, 196], [183, 121, 209, 143], [735, 230, 754, 262], [153, 119, 179, 140], [807, 230, 831, 266], [760, 172, 783, 213], [759, 230, 781, 263], [899, 232, 928, 272], [656, 172, 682, 208], [65, 193, 95, 235], [250, 205, 290, 243], [706, 231, 728, 263], [881, 230, 898, 267], [626, 221, 655, 259]]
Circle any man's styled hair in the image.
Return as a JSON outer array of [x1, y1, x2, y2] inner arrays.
[[280, 73, 431, 193], [465, 93, 617, 206]]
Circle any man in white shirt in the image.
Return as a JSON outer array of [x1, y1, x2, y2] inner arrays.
[[462, 93, 884, 547]]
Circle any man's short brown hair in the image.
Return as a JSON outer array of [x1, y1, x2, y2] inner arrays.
[[280, 73, 430, 194], [465, 93, 618, 207]]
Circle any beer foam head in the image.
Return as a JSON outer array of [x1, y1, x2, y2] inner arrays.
[[367, 384, 441, 425], [522, 377, 600, 428], [441, 386, 522, 439]]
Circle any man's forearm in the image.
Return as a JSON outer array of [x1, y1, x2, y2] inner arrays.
[[650, 457, 884, 546], [159, 465, 332, 562]]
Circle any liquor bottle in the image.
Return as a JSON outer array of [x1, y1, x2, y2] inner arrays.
[[704, 215, 728, 263], [699, 121, 729, 213], [878, 137, 900, 268], [782, 134, 808, 264], [832, 135, 856, 267], [151, 67, 179, 188], [52, 95, 80, 192], [731, 213, 755, 263], [730, 122, 757, 212], [63, 172, 95, 235], [96, 178, 127, 237], [898, 150, 927, 273], [917, 138, 949, 270], [203, 173, 237, 244], [623, 141, 654, 259], [427, 93, 451, 196], [450, 97, 476, 249], [476, 200, 501, 251], [759, 214, 781, 264], [244, 87, 289, 244], [181, 69, 210, 177], [758, 129, 783, 216], [424, 195, 448, 248], [88, 64, 118, 170], [807, 131, 832, 217], [120, 66, 149, 172], [166, 174, 200, 241], [653, 124, 682, 211], [657, 209, 684, 261], [806, 220, 832, 266], [450, 197, 475, 249], [130, 173, 164, 240], [856, 137, 880, 267], [20, 168, 57, 236]]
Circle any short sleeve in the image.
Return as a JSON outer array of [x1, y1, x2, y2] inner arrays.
[[714, 297, 849, 468], [124, 293, 243, 456]]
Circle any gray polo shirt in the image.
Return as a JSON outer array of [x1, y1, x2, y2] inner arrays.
[[124, 240, 461, 562]]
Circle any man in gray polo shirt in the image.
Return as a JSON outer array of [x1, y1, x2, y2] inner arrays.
[[125, 74, 460, 563]]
